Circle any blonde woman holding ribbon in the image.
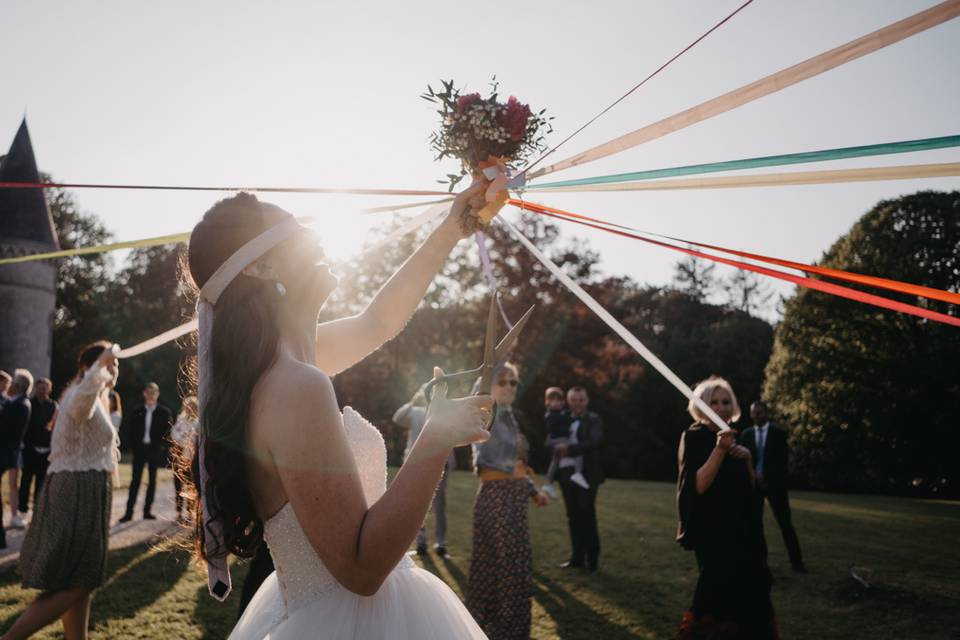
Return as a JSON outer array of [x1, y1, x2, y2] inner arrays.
[[3, 341, 120, 640], [179, 185, 493, 639], [675, 376, 777, 640]]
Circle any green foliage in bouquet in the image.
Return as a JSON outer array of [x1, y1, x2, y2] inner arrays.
[[423, 77, 553, 191]]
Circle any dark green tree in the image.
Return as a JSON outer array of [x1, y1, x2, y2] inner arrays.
[[764, 191, 960, 496], [109, 244, 194, 433], [47, 178, 115, 393]]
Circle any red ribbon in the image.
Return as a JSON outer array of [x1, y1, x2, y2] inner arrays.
[[509, 199, 960, 328], [0, 181, 449, 196]]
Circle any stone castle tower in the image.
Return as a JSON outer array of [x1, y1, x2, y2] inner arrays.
[[0, 119, 59, 378]]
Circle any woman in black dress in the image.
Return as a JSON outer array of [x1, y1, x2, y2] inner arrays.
[[675, 376, 777, 640]]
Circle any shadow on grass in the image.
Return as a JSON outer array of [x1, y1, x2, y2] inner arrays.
[[0, 542, 188, 634], [91, 543, 190, 627], [532, 570, 640, 640], [419, 551, 468, 597]]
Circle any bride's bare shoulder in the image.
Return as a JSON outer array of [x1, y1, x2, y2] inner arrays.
[[253, 357, 339, 437]]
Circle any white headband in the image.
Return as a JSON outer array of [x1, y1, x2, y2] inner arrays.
[[199, 216, 303, 305]]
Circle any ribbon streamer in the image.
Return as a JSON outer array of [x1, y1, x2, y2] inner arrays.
[[529, 135, 960, 189], [530, 0, 960, 178], [474, 232, 514, 329], [499, 217, 732, 431], [116, 319, 199, 359], [526, 163, 960, 193], [0, 201, 430, 267], [0, 232, 191, 266], [0, 181, 448, 197], [522, 0, 756, 175], [513, 203, 960, 327], [509, 199, 960, 306]]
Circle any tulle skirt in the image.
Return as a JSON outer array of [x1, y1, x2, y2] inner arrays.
[[230, 563, 487, 639]]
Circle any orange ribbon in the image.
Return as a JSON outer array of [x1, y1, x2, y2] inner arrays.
[[509, 199, 960, 328], [475, 156, 511, 224]]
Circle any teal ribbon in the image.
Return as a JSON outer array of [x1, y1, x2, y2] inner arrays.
[[527, 135, 960, 189]]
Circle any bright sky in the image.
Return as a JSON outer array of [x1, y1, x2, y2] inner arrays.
[[3, 0, 959, 318]]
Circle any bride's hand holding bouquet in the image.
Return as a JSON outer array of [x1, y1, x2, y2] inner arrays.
[[425, 78, 552, 233]]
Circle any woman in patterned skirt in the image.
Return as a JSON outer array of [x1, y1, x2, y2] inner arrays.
[[466, 362, 549, 640], [3, 341, 121, 640]]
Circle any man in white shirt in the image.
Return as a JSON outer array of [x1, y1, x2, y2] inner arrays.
[[119, 382, 173, 522]]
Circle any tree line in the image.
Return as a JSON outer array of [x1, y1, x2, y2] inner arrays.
[[44, 184, 959, 497]]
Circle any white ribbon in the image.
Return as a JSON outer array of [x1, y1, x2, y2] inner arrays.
[[499, 217, 730, 432]]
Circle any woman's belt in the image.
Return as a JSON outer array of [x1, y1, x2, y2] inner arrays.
[[478, 461, 534, 483]]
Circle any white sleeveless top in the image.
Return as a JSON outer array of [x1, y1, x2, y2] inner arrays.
[[48, 364, 121, 475]]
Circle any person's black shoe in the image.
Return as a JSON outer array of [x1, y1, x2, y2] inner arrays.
[[558, 560, 584, 569], [792, 563, 807, 573], [435, 546, 451, 560], [143, 512, 157, 520], [586, 565, 598, 575], [416, 544, 428, 557], [118, 513, 133, 523]]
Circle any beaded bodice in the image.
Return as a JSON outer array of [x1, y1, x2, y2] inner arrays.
[[262, 407, 415, 614]]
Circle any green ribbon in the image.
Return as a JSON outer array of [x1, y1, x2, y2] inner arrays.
[[527, 135, 960, 189]]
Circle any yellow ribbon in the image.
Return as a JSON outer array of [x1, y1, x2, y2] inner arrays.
[[0, 232, 190, 266]]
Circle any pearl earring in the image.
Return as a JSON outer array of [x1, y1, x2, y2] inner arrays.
[[276, 282, 287, 297]]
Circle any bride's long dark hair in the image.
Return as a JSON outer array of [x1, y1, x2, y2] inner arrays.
[[177, 192, 290, 562]]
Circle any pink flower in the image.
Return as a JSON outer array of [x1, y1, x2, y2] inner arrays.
[[497, 96, 532, 141], [456, 93, 482, 113]]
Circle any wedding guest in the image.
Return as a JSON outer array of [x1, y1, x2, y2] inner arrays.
[[675, 376, 777, 639], [170, 396, 199, 521], [119, 382, 172, 522], [18, 377, 57, 518], [552, 385, 604, 574], [0, 369, 33, 532], [0, 371, 10, 400], [467, 362, 549, 640], [393, 387, 454, 558], [741, 400, 805, 572], [108, 391, 122, 432], [5, 341, 121, 640]]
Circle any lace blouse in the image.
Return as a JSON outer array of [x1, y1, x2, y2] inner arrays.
[[47, 364, 121, 475]]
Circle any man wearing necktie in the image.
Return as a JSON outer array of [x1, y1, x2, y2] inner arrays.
[[120, 382, 173, 522], [741, 401, 805, 573]]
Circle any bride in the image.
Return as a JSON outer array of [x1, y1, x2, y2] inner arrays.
[[180, 184, 492, 639]]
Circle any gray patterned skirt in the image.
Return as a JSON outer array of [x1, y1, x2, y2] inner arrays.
[[466, 478, 533, 640], [19, 470, 112, 590]]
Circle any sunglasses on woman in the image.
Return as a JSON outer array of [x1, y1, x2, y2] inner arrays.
[[497, 379, 519, 387]]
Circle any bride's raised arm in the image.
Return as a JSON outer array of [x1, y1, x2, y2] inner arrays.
[[314, 183, 484, 376]]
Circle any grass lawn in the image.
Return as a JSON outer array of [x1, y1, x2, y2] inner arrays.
[[0, 471, 956, 639]]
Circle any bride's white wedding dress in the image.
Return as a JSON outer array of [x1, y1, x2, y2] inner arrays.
[[229, 407, 487, 639]]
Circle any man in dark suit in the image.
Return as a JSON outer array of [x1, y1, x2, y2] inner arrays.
[[552, 386, 604, 574], [120, 382, 173, 522], [0, 369, 33, 538], [741, 400, 806, 572]]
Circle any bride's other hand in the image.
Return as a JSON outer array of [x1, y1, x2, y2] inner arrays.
[[424, 367, 492, 449]]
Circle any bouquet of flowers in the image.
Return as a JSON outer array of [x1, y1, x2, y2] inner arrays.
[[424, 78, 552, 231]]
